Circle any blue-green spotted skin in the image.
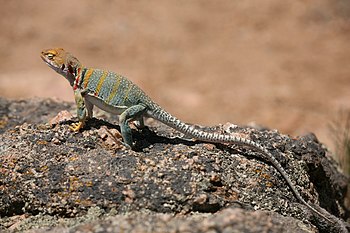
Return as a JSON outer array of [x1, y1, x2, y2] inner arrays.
[[80, 68, 147, 107], [40, 48, 341, 225]]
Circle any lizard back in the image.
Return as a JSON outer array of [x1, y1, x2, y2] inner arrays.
[[79, 68, 155, 109]]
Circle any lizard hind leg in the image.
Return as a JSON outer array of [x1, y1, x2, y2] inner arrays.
[[119, 104, 147, 147], [134, 116, 145, 129]]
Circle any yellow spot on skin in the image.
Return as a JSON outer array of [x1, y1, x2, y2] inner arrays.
[[47, 49, 58, 55], [123, 85, 133, 102], [106, 77, 122, 103], [95, 71, 109, 95], [83, 68, 94, 88]]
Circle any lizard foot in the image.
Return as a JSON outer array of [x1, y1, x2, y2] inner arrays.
[[121, 141, 132, 150], [69, 122, 84, 131]]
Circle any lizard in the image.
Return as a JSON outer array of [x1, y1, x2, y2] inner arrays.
[[40, 48, 341, 227]]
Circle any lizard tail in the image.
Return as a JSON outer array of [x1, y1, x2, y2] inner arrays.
[[148, 107, 336, 224]]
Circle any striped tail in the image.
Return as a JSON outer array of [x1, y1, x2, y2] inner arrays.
[[148, 107, 334, 223]]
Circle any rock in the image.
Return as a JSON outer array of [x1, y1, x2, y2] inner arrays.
[[0, 97, 348, 232]]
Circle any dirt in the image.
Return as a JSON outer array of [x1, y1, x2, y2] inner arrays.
[[0, 1, 350, 164]]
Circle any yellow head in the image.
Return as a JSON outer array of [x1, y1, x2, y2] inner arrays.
[[41, 48, 81, 86]]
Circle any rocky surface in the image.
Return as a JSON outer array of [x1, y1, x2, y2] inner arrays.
[[0, 97, 349, 232]]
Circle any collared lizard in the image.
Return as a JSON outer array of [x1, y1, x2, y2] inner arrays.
[[41, 48, 343, 228]]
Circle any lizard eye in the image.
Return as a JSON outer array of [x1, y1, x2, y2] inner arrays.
[[47, 54, 54, 60]]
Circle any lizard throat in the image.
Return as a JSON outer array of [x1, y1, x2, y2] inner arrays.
[[43, 60, 75, 86]]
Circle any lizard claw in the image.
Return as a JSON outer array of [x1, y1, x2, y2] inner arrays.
[[69, 122, 84, 131]]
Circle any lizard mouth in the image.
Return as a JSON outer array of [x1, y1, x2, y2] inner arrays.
[[40, 55, 65, 74], [40, 55, 54, 68]]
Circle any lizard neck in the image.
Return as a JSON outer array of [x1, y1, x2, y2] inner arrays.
[[61, 63, 83, 88], [65, 71, 76, 87], [63, 53, 83, 88], [72, 66, 86, 90], [58, 53, 83, 88]]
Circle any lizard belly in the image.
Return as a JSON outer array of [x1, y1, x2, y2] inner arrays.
[[85, 94, 127, 115]]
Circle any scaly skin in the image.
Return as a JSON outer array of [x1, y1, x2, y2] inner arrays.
[[41, 48, 346, 229]]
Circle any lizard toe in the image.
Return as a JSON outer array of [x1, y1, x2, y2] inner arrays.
[[69, 122, 84, 131]]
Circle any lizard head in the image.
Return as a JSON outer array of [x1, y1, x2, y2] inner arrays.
[[41, 48, 81, 86]]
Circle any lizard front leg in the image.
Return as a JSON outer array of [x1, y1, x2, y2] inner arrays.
[[81, 89, 94, 120], [70, 89, 88, 131]]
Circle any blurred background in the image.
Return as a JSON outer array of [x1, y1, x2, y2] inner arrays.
[[0, 0, 349, 173]]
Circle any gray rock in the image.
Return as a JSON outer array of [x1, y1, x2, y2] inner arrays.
[[0, 97, 348, 232]]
